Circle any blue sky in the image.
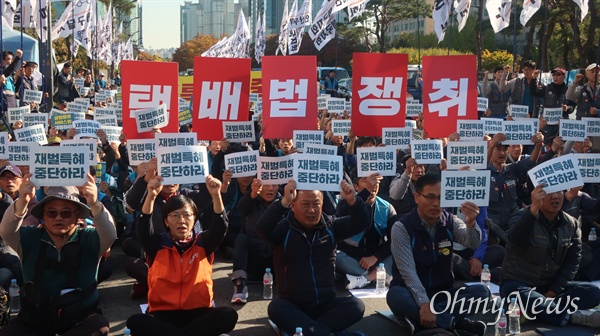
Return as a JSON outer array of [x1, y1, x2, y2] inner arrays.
[[142, 0, 184, 49]]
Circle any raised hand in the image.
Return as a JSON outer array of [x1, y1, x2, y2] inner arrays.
[[146, 175, 163, 198], [82, 173, 102, 215], [340, 180, 357, 206], [281, 180, 297, 208], [250, 178, 263, 198]]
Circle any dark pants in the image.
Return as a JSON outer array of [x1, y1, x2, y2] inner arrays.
[[452, 245, 505, 281], [127, 307, 237, 336], [268, 297, 365, 336], [125, 257, 148, 286], [231, 233, 273, 281], [0, 313, 109, 336], [500, 280, 600, 326]]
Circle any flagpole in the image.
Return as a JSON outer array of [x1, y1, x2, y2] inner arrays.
[[39, 0, 46, 111], [0, 0, 4, 118], [538, 0, 548, 71], [71, 1, 74, 61], [566, 8, 578, 85], [19, 1, 24, 107], [512, 0, 517, 68], [416, 0, 421, 67], [446, 1, 454, 56]]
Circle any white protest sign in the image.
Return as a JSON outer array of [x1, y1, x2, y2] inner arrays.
[[481, 118, 503, 134], [574, 154, 600, 183], [255, 100, 263, 114], [582, 117, 600, 137], [73, 120, 101, 138], [155, 133, 196, 148], [14, 124, 47, 145], [8, 106, 29, 124], [528, 154, 583, 193], [71, 99, 90, 111], [446, 141, 487, 170], [293, 130, 324, 153], [411, 140, 443, 164], [509, 105, 529, 119], [127, 139, 156, 165], [7, 142, 36, 164], [318, 96, 328, 110], [345, 100, 352, 115], [80, 87, 91, 96], [30, 146, 89, 187], [0, 133, 7, 159], [74, 78, 85, 88], [331, 120, 351, 137], [223, 121, 256, 143], [382, 127, 412, 150], [94, 107, 116, 117], [356, 147, 397, 177], [257, 155, 295, 185], [477, 97, 488, 112], [441, 170, 491, 208], [23, 89, 43, 103], [224, 150, 259, 178], [157, 146, 209, 184], [456, 120, 485, 141], [305, 144, 338, 156], [327, 98, 346, 114], [501, 120, 536, 145], [61, 139, 98, 166], [406, 103, 423, 118], [543, 107, 563, 125], [95, 115, 119, 127], [67, 102, 88, 114], [22, 113, 48, 128], [133, 104, 169, 133], [559, 119, 587, 141], [293, 154, 343, 192], [249, 93, 259, 103], [102, 126, 122, 144]]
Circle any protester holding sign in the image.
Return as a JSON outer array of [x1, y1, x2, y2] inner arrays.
[[16, 61, 43, 113], [482, 66, 510, 118], [389, 156, 426, 217], [566, 63, 600, 120], [126, 175, 238, 335], [531, 67, 575, 137]]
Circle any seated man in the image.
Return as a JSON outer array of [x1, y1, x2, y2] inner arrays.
[[0, 174, 116, 335], [501, 184, 600, 327], [387, 174, 489, 336], [258, 180, 369, 336]]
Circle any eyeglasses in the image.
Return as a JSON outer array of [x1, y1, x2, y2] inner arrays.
[[418, 193, 441, 202], [44, 210, 75, 219], [298, 202, 322, 211], [167, 213, 195, 221]]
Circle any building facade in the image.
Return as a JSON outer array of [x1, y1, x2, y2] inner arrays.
[[180, 0, 236, 43]]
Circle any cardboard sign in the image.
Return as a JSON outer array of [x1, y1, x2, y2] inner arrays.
[[411, 140, 443, 164], [574, 154, 600, 183], [406, 103, 423, 118], [257, 155, 295, 185], [293, 130, 324, 153], [481, 118, 503, 134], [0, 133, 7, 159], [155, 133, 196, 148], [133, 104, 169, 133], [61, 139, 98, 166], [224, 150, 259, 178], [156, 145, 209, 184], [74, 78, 85, 88], [51, 112, 75, 131], [382, 127, 412, 149], [304, 144, 338, 156], [501, 120, 536, 145], [70, 99, 90, 112], [127, 139, 156, 165], [7, 142, 35, 164], [22, 113, 48, 128], [14, 124, 47, 145], [477, 97, 488, 112], [222, 121, 256, 143], [582, 117, 600, 137], [356, 147, 397, 177], [327, 98, 346, 114], [456, 120, 485, 141], [30, 146, 89, 186], [559, 119, 587, 141], [102, 126, 122, 144], [293, 154, 343, 192], [528, 154, 583, 193], [509, 105, 529, 119], [8, 106, 29, 124], [73, 120, 101, 138], [23, 89, 43, 103], [543, 107, 563, 125], [441, 170, 491, 207], [446, 141, 487, 170], [255, 100, 263, 114], [331, 120, 351, 137]]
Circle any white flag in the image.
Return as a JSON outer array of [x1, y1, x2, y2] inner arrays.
[[276, 0, 289, 55], [347, 0, 369, 21], [14, 0, 49, 42], [255, 12, 266, 63], [313, 16, 335, 51], [309, 0, 335, 40], [520, 0, 541, 26], [232, 10, 250, 58], [454, 0, 471, 32], [2, 0, 16, 29], [289, 0, 311, 30], [52, 0, 97, 50], [433, 0, 450, 42], [288, 28, 304, 55], [486, 0, 511, 33], [572, 0, 588, 22], [331, 0, 350, 14]]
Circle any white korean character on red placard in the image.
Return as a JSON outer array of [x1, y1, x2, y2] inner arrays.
[[198, 81, 242, 120], [270, 79, 308, 117], [357, 77, 403, 116], [129, 84, 172, 115], [428, 78, 468, 117]]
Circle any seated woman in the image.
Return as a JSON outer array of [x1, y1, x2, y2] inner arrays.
[[126, 175, 238, 336]]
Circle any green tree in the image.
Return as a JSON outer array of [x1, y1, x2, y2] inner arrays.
[[387, 47, 467, 64]]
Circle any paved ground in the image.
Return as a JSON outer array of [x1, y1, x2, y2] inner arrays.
[[99, 246, 600, 336]]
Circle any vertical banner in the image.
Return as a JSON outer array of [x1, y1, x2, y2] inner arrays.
[[193, 57, 251, 141], [352, 53, 408, 136], [423, 55, 478, 138], [121, 60, 180, 139], [262, 56, 318, 139]]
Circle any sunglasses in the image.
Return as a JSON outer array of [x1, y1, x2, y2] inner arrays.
[[44, 210, 75, 219]]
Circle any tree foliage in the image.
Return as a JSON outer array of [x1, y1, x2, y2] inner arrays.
[[137, 51, 164, 62], [172, 34, 221, 70], [387, 47, 466, 64], [481, 49, 519, 71]]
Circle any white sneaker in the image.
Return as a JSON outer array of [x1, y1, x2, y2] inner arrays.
[[231, 283, 248, 303], [345, 274, 370, 289]]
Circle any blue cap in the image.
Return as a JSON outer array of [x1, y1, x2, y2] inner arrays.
[[296, 327, 303, 333], [10, 279, 16, 284], [484, 264, 489, 268], [266, 268, 271, 273], [379, 263, 385, 267]]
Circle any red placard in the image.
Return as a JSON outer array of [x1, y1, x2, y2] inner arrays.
[[351, 53, 408, 136], [422, 55, 478, 138], [121, 60, 180, 139], [262, 56, 318, 139], [192, 57, 251, 141]]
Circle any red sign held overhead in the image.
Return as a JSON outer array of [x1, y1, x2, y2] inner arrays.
[[262, 56, 318, 139], [422, 55, 478, 139], [351, 52, 408, 137], [121, 60, 180, 139], [192, 57, 251, 141]]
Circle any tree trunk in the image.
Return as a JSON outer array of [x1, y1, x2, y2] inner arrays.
[[541, 21, 555, 71], [523, 24, 537, 62], [475, 0, 485, 71], [560, 23, 571, 69], [582, 0, 598, 65], [569, 12, 584, 67]]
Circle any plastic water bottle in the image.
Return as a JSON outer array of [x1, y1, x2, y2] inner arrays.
[[508, 298, 521, 334], [123, 329, 131, 336], [481, 264, 491, 288], [263, 268, 273, 300], [8, 279, 19, 314], [495, 308, 507, 336], [293, 327, 303, 336], [376, 263, 386, 293], [589, 228, 597, 242]]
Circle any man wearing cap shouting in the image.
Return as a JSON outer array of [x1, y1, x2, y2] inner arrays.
[[531, 67, 576, 137], [0, 173, 116, 335], [567, 63, 600, 120]]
